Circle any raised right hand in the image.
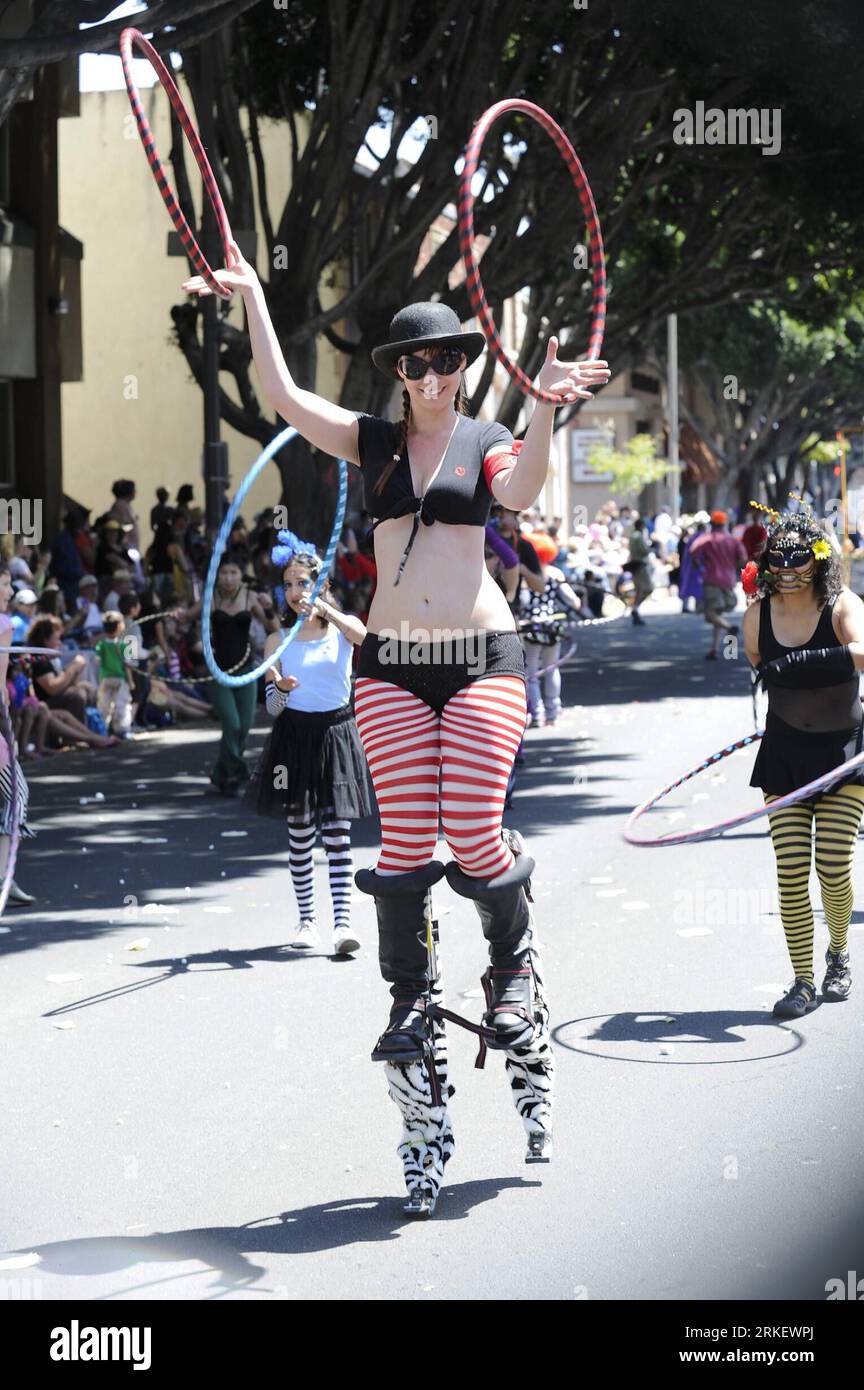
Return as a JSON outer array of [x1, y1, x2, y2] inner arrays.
[[181, 237, 259, 299]]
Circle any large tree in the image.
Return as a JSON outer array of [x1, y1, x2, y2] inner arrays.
[[0, 0, 259, 126], [8, 0, 864, 533], [647, 299, 864, 512], [158, 0, 864, 534]]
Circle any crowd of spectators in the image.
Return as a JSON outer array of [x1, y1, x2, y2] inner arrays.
[[2, 482, 222, 759], [481, 499, 797, 619], [3, 473, 833, 761], [0, 479, 399, 762]]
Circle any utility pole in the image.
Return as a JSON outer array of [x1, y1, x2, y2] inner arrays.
[[197, 36, 228, 544], [666, 313, 679, 524]]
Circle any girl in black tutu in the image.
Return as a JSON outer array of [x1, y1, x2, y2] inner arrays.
[[743, 499, 864, 1019], [246, 530, 372, 954]]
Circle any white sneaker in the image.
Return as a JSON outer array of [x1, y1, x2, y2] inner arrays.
[[333, 926, 360, 956], [288, 919, 318, 950]]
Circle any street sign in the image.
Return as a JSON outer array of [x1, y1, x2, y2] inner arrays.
[[571, 425, 613, 483]]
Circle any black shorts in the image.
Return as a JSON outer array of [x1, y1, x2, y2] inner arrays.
[[356, 630, 525, 716]]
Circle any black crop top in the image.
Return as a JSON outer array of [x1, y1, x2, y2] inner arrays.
[[212, 605, 253, 669], [759, 595, 862, 731], [354, 411, 519, 584]]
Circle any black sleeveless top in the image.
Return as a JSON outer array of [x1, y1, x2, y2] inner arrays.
[[354, 412, 515, 583], [758, 595, 861, 731], [212, 605, 252, 669]]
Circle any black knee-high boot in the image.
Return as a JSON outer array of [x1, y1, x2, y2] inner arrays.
[[354, 861, 445, 1063], [444, 841, 538, 1049]]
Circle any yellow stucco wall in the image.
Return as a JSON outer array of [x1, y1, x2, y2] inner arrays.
[[58, 84, 341, 542]]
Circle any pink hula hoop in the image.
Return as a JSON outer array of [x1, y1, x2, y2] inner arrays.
[[458, 99, 606, 402], [623, 730, 864, 847], [119, 27, 233, 299]]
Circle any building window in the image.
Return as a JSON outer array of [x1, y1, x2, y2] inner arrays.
[[631, 371, 661, 395], [0, 381, 14, 487]]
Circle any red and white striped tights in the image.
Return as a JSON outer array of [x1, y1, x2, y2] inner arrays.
[[354, 675, 527, 880]]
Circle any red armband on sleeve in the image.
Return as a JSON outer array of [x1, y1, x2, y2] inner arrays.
[[482, 439, 523, 488]]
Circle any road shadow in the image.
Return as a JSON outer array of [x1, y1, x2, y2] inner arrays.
[[41, 945, 357, 1018], [552, 1008, 807, 1065], [3, 1177, 543, 1298]]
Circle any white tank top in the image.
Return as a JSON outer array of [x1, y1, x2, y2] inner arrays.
[[278, 624, 353, 712]]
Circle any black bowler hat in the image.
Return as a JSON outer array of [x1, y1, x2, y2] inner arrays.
[[371, 302, 486, 377]]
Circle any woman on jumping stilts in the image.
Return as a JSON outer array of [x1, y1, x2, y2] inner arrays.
[[244, 530, 371, 956], [743, 501, 864, 1020], [181, 242, 609, 1210]]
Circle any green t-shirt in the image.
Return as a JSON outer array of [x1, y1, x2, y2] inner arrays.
[[94, 637, 128, 682]]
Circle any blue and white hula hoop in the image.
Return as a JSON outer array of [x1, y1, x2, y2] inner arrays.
[[202, 426, 348, 687]]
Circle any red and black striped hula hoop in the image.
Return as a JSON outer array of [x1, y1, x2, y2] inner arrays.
[[459, 99, 606, 403], [119, 27, 233, 300]]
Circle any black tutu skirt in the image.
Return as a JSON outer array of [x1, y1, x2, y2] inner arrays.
[[750, 711, 864, 798], [244, 702, 374, 824]]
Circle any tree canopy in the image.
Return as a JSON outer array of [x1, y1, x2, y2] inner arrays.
[[0, 0, 258, 126], [7, 0, 864, 529], [654, 297, 864, 511], [169, 0, 864, 531]]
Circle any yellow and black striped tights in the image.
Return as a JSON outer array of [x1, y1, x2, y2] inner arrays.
[[764, 783, 864, 983]]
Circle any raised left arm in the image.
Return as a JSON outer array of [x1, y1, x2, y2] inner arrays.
[[490, 336, 610, 510]]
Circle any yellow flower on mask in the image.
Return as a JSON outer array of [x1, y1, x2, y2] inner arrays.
[[811, 539, 831, 560]]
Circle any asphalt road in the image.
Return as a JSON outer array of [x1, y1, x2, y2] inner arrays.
[[2, 600, 862, 1301]]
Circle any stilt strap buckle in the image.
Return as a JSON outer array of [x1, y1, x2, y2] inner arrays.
[[429, 1002, 495, 1073]]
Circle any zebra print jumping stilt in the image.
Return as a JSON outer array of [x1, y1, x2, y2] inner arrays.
[[464, 828, 555, 1163], [354, 863, 455, 1218], [503, 930, 554, 1163], [385, 963, 455, 1217], [359, 841, 553, 1214]]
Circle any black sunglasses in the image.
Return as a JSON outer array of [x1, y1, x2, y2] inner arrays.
[[396, 348, 465, 380], [766, 548, 813, 569]]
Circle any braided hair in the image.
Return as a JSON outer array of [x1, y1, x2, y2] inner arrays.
[[373, 380, 471, 495]]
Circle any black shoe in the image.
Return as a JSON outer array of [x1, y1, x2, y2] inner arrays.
[[371, 995, 429, 1063], [773, 977, 818, 1019], [821, 949, 851, 1001], [632, 612, 645, 626], [705, 650, 718, 660], [482, 963, 536, 1049], [354, 862, 445, 1063]]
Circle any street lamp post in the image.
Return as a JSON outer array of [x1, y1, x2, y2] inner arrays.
[[197, 39, 229, 544]]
